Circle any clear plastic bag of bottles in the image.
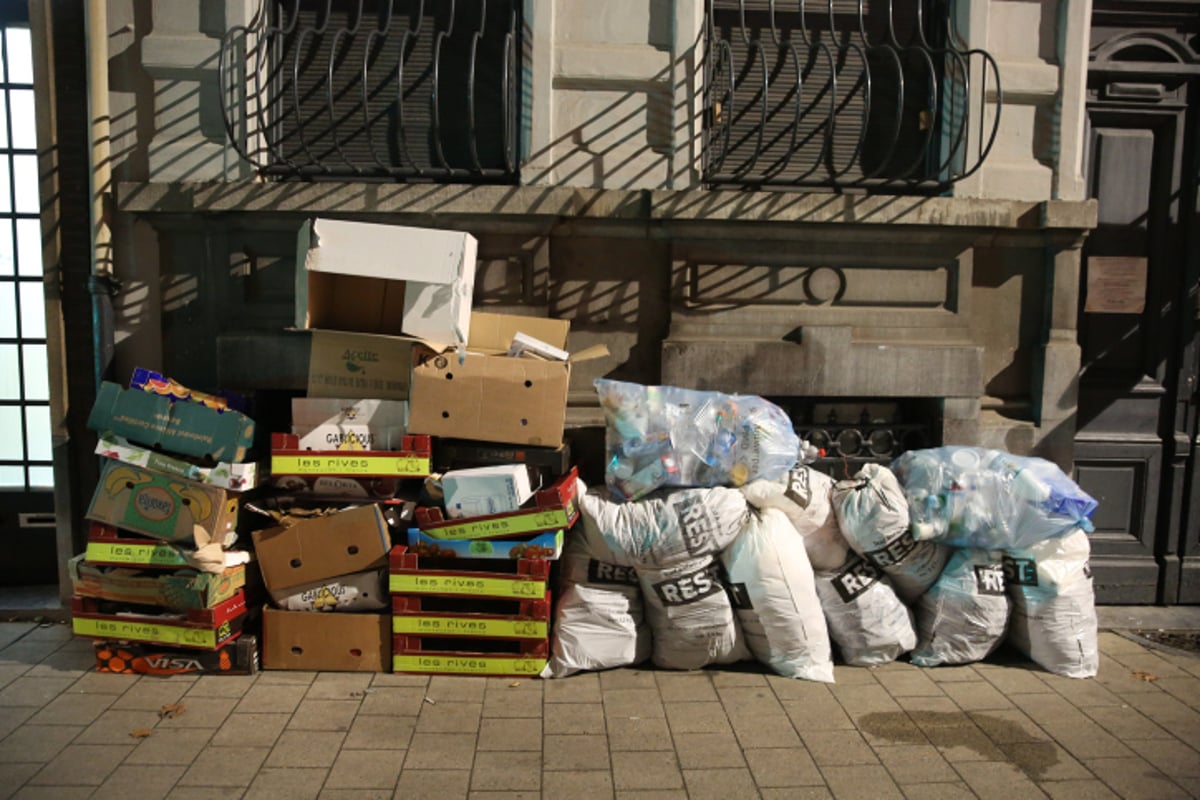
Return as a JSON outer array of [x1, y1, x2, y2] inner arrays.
[[595, 378, 801, 501]]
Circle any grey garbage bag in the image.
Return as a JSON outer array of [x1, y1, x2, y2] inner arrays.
[[832, 464, 950, 603], [1005, 529, 1098, 678], [638, 554, 751, 670], [815, 553, 917, 667], [542, 523, 652, 678], [740, 466, 848, 571], [911, 548, 1011, 667], [722, 508, 833, 681]]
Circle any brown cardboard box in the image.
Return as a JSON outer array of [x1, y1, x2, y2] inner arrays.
[[251, 504, 391, 594], [68, 554, 245, 610], [306, 330, 420, 401], [409, 312, 603, 447], [262, 607, 390, 671]]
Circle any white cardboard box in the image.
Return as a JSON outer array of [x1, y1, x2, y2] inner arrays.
[[291, 398, 409, 450], [297, 219, 477, 347], [441, 465, 535, 519]]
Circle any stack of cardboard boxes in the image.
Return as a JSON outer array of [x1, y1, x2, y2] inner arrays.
[[71, 370, 260, 675]]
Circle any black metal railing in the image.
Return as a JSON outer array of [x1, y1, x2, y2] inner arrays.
[[703, 0, 1001, 191], [220, 0, 522, 181]]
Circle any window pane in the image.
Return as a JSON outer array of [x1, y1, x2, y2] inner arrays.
[[22, 343, 48, 400], [24, 405, 50, 461], [0, 282, 15, 337], [0, 343, 18, 399], [10, 89, 35, 149], [0, 407, 20, 458], [0, 157, 10, 213], [0, 92, 8, 149], [0, 220, 12, 276], [6, 28, 33, 85], [28, 466, 53, 487], [0, 465, 22, 487], [19, 280, 44, 338], [13, 154, 37, 213], [15, 217, 38, 276]]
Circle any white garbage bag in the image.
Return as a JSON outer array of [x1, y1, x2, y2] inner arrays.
[[740, 466, 848, 571], [1005, 529, 1098, 678], [911, 548, 1011, 667], [815, 553, 917, 667], [832, 463, 950, 602], [542, 524, 652, 678], [638, 554, 750, 670], [721, 508, 833, 681], [578, 485, 750, 568]]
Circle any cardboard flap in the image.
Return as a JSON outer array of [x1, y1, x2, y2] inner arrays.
[[308, 219, 468, 283], [568, 344, 610, 363], [469, 312, 570, 353]]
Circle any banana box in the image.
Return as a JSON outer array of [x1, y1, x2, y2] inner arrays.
[[87, 459, 240, 544], [68, 554, 245, 610]]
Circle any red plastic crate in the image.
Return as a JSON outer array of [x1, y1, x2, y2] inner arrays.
[[388, 545, 551, 601], [391, 634, 548, 677], [71, 590, 248, 650], [270, 432, 432, 478], [391, 591, 551, 640]]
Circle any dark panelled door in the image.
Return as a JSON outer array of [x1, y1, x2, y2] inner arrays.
[[1074, 10, 1200, 604]]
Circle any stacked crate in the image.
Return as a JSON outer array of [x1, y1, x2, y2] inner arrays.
[[388, 467, 581, 677]]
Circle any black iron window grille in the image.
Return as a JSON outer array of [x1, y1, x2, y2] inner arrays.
[[703, 0, 1001, 191], [220, 0, 522, 181]]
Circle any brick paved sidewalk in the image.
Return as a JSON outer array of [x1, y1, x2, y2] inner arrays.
[[0, 621, 1197, 800]]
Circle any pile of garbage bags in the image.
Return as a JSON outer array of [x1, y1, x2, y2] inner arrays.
[[544, 381, 1100, 681]]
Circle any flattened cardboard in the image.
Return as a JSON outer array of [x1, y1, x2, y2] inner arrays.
[[68, 555, 245, 609], [307, 330, 419, 400], [262, 607, 390, 672], [251, 504, 390, 594], [297, 218, 477, 346], [94, 636, 259, 676], [86, 460, 240, 544], [95, 433, 259, 491], [87, 381, 256, 463]]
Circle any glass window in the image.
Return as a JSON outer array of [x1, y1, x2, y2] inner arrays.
[[21, 343, 47, 400], [24, 405, 50, 461], [13, 154, 36, 212], [5, 28, 33, 84], [0, 220, 13, 276], [16, 217, 39, 275], [28, 465, 53, 487], [0, 465, 22, 487], [0, 343, 18, 399], [0, 281, 15, 337], [0, 407, 21, 459], [9, 88, 34, 148], [18, 280, 43, 338]]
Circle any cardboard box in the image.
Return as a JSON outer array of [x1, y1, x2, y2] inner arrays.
[[262, 607, 390, 671], [270, 432, 432, 478], [307, 330, 418, 400], [93, 636, 259, 676], [95, 433, 259, 491], [291, 398, 409, 451], [441, 465, 534, 520], [415, 466, 579, 541], [297, 218, 477, 347], [68, 554, 245, 609], [87, 381, 256, 463], [432, 439, 572, 477], [269, 568, 388, 612], [251, 504, 391, 594], [406, 528, 563, 560], [86, 460, 240, 544], [408, 312, 577, 447]]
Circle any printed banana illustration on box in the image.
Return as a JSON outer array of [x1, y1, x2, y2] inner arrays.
[[86, 459, 240, 544]]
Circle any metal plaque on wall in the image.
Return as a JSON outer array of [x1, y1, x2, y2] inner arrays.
[[1086, 256, 1147, 314]]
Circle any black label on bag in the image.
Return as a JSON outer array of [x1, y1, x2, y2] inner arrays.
[[831, 555, 883, 603], [784, 469, 813, 509], [864, 535, 918, 569], [1002, 555, 1038, 587], [587, 560, 639, 587], [675, 495, 721, 557], [651, 562, 724, 606], [974, 564, 1006, 595], [726, 581, 753, 610]]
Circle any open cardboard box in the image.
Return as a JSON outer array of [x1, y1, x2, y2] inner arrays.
[[408, 311, 606, 447], [250, 504, 391, 595], [262, 607, 390, 672]]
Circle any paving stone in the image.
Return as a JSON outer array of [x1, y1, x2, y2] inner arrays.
[[177, 745, 270, 787], [922, 723, 1007, 762], [26, 743, 134, 786], [95, 764, 188, 799], [831, 683, 904, 716], [320, 789, 395, 800], [0, 677, 77, 708], [673, 731, 746, 770], [999, 741, 1093, 782], [832, 666, 883, 685], [743, 746, 824, 786], [211, 712, 290, 748], [768, 676, 838, 701], [306, 672, 375, 700], [942, 681, 1013, 712], [464, 792, 539, 800], [470, 750, 541, 791], [1038, 779, 1122, 800], [0, 706, 35, 741], [544, 674, 602, 703], [607, 715, 673, 751], [243, 766, 327, 800], [613, 791, 688, 800], [125, 727, 213, 765], [0, 762, 42, 800], [899, 781, 978, 800], [265, 730, 347, 768], [1103, 652, 1191, 680], [325, 748, 403, 789], [166, 788, 247, 800], [1086, 756, 1197, 799], [875, 744, 961, 784], [1008, 694, 1092, 729], [395, 769, 470, 799], [403, 733, 478, 769], [428, 676, 487, 703], [359, 688, 426, 716], [925, 666, 982, 683], [875, 670, 946, 698], [604, 688, 666, 719], [288, 698, 361, 731], [821, 764, 905, 800], [1154, 677, 1200, 711], [24, 690, 113, 726], [0, 723, 82, 763], [69, 671, 140, 695], [110, 679, 191, 711], [600, 669, 658, 690], [976, 665, 1055, 695], [542, 769, 614, 799], [1039, 721, 1136, 761], [155, 696, 238, 729], [371, 672, 430, 688], [1079, 705, 1169, 741], [0, 623, 36, 649], [682, 767, 760, 799], [477, 718, 541, 751], [185, 674, 257, 698], [1039, 676, 1123, 709], [664, 702, 732, 734], [801, 729, 880, 766], [25, 648, 97, 678], [710, 669, 769, 687], [656, 673, 718, 703], [780, 696, 856, 732], [343, 712, 417, 750], [729, 709, 803, 749], [235, 683, 308, 714], [255, 671, 316, 686], [11, 787, 97, 800], [954, 761, 1048, 800], [543, 733, 610, 770], [482, 689, 543, 719], [611, 750, 684, 790], [855, 709, 928, 747], [1123, 737, 1200, 778], [417, 701, 483, 733], [544, 701, 604, 734], [1120, 692, 1200, 741], [967, 709, 1049, 744]]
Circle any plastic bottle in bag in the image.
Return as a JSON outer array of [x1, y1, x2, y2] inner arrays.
[[910, 548, 1011, 667]]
